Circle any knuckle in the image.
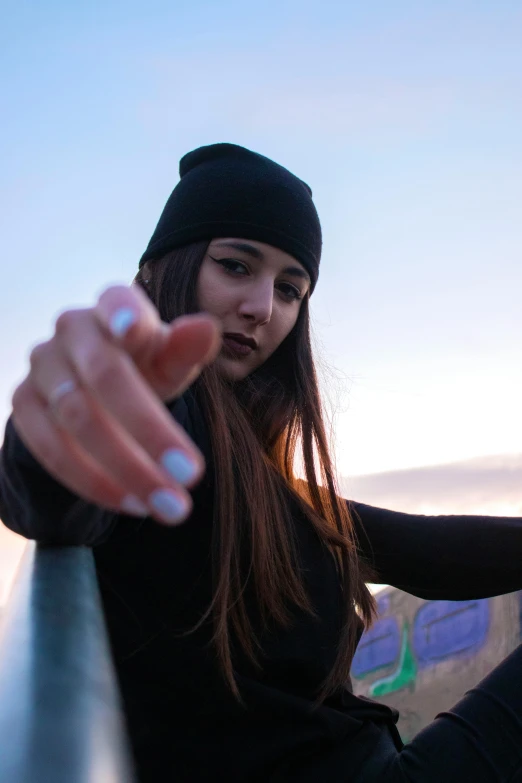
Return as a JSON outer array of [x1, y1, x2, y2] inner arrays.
[[29, 341, 50, 371], [11, 381, 29, 412], [98, 285, 133, 308], [81, 348, 119, 393], [55, 309, 78, 335], [99, 281, 153, 321], [55, 388, 92, 434], [55, 308, 90, 336]]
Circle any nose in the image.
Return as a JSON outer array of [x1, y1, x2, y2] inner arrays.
[[237, 279, 273, 325]]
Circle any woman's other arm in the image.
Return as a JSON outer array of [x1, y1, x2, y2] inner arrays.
[[349, 500, 522, 600]]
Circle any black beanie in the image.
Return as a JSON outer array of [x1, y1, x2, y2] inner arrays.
[[139, 143, 322, 291]]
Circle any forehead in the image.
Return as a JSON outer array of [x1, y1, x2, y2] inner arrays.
[[209, 237, 309, 277]]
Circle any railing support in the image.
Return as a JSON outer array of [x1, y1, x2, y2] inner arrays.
[[0, 543, 136, 782]]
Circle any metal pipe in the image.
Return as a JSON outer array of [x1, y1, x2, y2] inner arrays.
[[0, 543, 136, 783]]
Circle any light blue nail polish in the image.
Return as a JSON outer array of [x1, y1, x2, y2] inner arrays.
[[161, 449, 198, 485], [149, 489, 187, 523], [109, 307, 137, 338]]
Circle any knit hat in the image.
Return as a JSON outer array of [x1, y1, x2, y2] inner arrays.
[[139, 143, 322, 291]]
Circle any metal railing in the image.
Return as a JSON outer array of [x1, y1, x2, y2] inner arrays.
[[0, 543, 136, 783]]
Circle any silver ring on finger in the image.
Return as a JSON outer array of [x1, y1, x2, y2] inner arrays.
[[48, 379, 78, 417]]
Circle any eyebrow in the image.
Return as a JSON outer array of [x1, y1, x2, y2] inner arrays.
[[212, 240, 311, 284]]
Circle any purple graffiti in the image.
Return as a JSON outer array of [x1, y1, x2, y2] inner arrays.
[[413, 599, 490, 668], [351, 616, 401, 678], [376, 595, 391, 616]]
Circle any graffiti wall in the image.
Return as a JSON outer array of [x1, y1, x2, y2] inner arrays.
[[350, 588, 522, 742]]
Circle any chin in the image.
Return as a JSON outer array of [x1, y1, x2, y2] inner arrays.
[[214, 354, 254, 382]]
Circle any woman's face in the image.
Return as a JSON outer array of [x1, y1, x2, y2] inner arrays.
[[196, 238, 311, 381]]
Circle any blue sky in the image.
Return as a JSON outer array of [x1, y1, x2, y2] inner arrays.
[[1, 0, 521, 478]]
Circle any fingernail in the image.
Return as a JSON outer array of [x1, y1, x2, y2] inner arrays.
[[149, 489, 189, 524], [109, 307, 137, 338], [160, 449, 198, 485], [120, 494, 149, 517]]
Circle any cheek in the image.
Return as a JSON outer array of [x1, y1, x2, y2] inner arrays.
[[196, 262, 229, 317], [264, 307, 299, 355]]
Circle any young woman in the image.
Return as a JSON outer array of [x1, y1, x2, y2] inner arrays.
[[1, 143, 522, 782]]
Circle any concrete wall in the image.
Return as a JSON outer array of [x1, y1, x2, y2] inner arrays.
[[350, 587, 522, 742]]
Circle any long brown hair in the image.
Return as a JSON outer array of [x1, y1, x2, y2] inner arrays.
[[135, 241, 377, 701]]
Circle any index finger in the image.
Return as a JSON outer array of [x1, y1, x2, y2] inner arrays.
[[95, 284, 170, 365], [94, 285, 221, 399]]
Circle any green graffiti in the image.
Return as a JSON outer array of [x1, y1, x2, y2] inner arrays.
[[369, 622, 417, 697]]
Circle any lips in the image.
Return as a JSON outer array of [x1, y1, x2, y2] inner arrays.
[[222, 333, 258, 358], [223, 333, 258, 349]]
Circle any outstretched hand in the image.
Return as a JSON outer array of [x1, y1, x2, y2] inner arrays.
[[11, 284, 222, 525]]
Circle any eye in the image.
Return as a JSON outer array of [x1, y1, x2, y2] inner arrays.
[[209, 256, 249, 276], [277, 282, 302, 301]]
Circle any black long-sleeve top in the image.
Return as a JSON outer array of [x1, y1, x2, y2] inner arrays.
[[1, 392, 522, 782]]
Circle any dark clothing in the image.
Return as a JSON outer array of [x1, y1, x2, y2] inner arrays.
[[2, 393, 522, 782], [339, 648, 522, 783]]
